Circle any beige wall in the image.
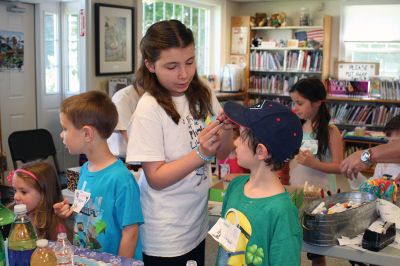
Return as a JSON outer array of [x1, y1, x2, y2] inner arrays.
[[86, 0, 136, 93], [226, 0, 341, 77]]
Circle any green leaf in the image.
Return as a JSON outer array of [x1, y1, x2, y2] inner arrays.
[[247, 244, 257, 253], [255, 247, 264, 258], [246, 252, 254, 264], [253, 256, 263, 265]]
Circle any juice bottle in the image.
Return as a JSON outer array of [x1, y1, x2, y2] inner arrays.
[[0, 230, 5, 266], [30, 239, 57, 266], [8, 204, 38, 266]]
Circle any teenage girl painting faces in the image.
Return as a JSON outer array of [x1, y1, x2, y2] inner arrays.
[[289, 77, 343, 194], [8, 161, 69, 240], [126, 20, 233, 265]]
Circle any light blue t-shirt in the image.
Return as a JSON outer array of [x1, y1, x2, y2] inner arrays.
[[73, 159, 143, 260]]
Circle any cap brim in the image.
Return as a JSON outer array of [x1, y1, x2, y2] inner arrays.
[[223, 101, 250, 128]]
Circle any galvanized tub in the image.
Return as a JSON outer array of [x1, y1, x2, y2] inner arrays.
[[302, 192, 378, 246]]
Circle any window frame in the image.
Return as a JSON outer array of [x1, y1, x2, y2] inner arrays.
[[138, 0, 222, 76], [43, 11, 61, 95]]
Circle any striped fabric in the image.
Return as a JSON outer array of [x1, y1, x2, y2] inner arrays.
[[307, 29, 324, 43]]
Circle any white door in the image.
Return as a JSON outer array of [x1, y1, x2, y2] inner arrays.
[[36, 2, 84, 171], [0, 3, 36, 173]]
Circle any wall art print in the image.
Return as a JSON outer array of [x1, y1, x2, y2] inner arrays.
[[0, 30, 24, 71], [95, 4, 134, 76]]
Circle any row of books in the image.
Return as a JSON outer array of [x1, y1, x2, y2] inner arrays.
[[329, 103, 400, 127], [369, 77, 400, 100], [248, 97, 292, 108], [249, 74, 309, 94], [249, 50, 323, 72]]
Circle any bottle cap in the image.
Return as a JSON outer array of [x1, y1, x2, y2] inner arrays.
[[36, 239, 49, 248], [57, 232, 67, 240], [14, 204, 27, 214], [186, 260, 197, 266]]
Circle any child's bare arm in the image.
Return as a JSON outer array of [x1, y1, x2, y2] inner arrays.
[[118, 224, 139, 258], [53, 198, 73, 219]]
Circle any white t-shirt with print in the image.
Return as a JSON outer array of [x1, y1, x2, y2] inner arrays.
[[107, 85, 141, 157], [371, 163, 400, 180], [126, 90, 221, 257]]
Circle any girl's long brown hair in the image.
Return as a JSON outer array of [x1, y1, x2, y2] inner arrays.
[[136, 20, 213, 124], [16, 161, 70, 241]]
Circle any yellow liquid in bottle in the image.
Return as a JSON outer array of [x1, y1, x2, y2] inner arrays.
[[30, 246, 57, 266]]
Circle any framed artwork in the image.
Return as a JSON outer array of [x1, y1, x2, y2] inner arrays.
[[95, 4, 134, 76]]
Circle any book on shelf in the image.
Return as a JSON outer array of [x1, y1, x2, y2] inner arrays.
[[327, 78, 369, 97], [348, 105, 362, 123]]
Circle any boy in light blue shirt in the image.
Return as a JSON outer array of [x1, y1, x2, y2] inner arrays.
[[54, 91, 143, 259]]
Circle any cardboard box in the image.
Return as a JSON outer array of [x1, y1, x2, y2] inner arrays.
[[209, 181, 229, 203]]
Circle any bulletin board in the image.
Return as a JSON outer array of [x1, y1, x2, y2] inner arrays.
[[335, 61, 379, 81]]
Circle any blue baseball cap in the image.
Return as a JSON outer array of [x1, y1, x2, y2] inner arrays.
[[224, 100, 303, 162]]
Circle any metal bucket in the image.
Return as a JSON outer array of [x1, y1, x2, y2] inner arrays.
[[302, 192, 378, 246]]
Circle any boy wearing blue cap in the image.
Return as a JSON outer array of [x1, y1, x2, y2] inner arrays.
[[215, 100, 303, 266]]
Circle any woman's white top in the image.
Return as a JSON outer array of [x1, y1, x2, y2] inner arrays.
[[107, 85, 141, 158]]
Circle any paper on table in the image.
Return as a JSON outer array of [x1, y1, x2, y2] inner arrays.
[[376, 199, 400, 229], [337, 234, 363, 246]]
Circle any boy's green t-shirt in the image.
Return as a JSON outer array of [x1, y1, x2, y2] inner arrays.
[[216, 175, 302, 266]]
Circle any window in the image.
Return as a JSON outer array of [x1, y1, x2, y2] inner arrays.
[[65, 13, 80, 94], [342, 3, 400, 77], [142, 0, 214, 75], [44, 13, 60, 94], [42, 3, 83, 96]]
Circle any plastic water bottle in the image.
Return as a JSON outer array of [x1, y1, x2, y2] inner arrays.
[[8, 204, 38, 266], [54, 232, 74, 266], [30, 239, 57, 266], [0, 230, 5, 266]]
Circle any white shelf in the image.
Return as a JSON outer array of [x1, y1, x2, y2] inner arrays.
[[251, 25, 323, 30]]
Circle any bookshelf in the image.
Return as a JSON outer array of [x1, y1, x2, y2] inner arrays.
[[247, 90, 400, 131], [248, 15, 332, 99]]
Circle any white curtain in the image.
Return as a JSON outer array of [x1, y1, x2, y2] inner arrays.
[[343, 4, 400, 42]]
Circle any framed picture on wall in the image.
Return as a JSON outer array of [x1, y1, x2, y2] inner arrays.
[[95, 3, 134, 76]]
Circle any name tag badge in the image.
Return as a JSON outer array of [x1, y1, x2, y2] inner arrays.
[[301, 139, 318, 155], [71, 189, 91, 213], [208, 217, 240, 252]]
